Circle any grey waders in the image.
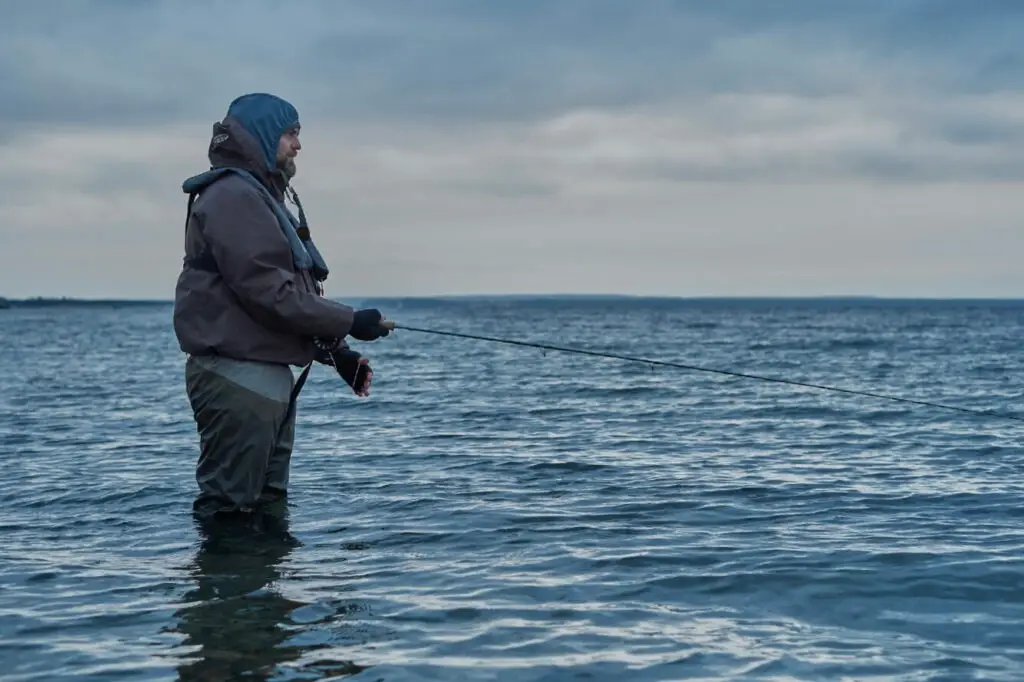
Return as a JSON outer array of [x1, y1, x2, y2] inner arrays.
[[185, 354, 311, 517]]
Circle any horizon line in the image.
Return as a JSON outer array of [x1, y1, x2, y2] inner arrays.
[[6, 293, 1024, 305]]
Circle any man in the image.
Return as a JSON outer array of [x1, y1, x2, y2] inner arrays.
[[173, 92, 389, 518]]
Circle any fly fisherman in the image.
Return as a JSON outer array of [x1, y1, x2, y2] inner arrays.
[[173, 92, 390, 519]]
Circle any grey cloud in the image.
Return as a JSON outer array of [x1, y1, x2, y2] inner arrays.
[[4, 0, 1023, 128], [932, 117, 1024, 147], [2, 0, 1024, 185]]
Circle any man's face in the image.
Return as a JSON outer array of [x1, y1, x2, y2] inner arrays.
[[276, 126, 301, 178]]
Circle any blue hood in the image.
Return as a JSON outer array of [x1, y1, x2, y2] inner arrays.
[[224, 92, 300, 172]]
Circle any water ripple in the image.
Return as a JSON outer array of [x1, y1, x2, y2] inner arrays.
[[2, 299, 1024, 680]]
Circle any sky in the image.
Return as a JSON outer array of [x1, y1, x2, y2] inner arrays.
[[2, 0, 1024, 299]]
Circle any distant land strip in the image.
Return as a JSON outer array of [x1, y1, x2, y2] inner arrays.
[[4, 294, 1024, 310]]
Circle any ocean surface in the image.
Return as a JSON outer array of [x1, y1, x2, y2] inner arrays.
[[2, 297, 1023, 681]]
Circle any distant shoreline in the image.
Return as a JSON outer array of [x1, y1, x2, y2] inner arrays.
[[4, 294, 1024, 309], [0, 297, 170, 309]]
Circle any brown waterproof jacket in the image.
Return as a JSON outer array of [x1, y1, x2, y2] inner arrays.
[[173, 118, 354, 367]]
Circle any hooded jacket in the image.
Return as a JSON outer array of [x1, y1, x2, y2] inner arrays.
[[173, 93, 354, 367]]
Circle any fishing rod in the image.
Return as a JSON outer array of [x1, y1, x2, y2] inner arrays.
[[379, 320, 1023, 424]]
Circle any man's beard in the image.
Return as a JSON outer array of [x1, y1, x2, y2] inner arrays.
[[277, 157, 297, 180]]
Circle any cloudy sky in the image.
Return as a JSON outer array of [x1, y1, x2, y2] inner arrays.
[[2, 0, 1024, 299]]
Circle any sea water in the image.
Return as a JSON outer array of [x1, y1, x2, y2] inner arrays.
[[1, 297, 1022, 681]]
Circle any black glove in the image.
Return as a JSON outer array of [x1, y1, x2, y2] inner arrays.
[[325, 348, 373, 396], [348, 308, 390, 342]]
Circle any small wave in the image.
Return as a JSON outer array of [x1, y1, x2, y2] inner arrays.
[[527, 461, 611, 473]]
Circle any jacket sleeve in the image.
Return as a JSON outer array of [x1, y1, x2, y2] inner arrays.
[[200, 179, 355, 339]]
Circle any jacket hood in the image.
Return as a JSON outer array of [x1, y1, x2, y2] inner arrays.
[[180, 118, 273, 197], [184, 92, 299, 196], [182, 94, 300, 200], [223, 92, 300, 173]]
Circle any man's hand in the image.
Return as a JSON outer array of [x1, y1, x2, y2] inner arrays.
[[329, 348, 373, 397], [349, 308, 390, 342]]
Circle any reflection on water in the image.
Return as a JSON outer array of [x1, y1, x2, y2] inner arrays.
[[170, 508, 368, 681]]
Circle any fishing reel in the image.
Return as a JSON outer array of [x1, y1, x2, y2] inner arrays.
[[313, 336, 340, 353]]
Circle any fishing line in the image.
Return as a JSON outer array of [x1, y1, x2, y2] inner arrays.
[[385, 322, 1024, 424]]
